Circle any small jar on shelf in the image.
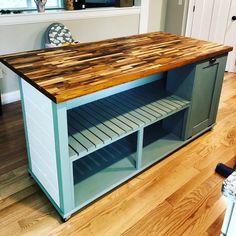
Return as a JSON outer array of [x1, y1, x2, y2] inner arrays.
[[64, 0, 74, 10]]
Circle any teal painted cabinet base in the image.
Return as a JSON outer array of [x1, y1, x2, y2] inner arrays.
[[18, 55, 228, 221]]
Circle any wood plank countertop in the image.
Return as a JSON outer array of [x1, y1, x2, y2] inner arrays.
[[0, 32, 233, 103]]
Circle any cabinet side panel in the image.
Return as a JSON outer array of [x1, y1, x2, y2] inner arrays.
[[166, 63, 196, 139], [21, 80, 60, 206], [184, 55, 227, 138], [209, 55, 228, 124], [189, 61, 219, 134]]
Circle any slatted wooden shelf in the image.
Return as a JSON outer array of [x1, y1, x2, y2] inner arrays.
[[68, 84, 190, 160]]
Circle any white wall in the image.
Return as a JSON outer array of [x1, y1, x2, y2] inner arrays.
[[165, 0, 189, 35], [148, 0, 167, 32], [139, 0, 167, 33]]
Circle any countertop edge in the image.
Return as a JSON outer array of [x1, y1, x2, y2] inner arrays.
[[0, 48, 232, 104]]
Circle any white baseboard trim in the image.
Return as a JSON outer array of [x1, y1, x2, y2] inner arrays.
[[1, 90, 20, 105]]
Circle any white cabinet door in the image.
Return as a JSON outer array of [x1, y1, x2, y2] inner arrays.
[[186, 0, 231, 42], [186, 0, 214, 40], [186, 0, 236, 72], [225, 0, 236, 72], [209, 0, 231, 44]]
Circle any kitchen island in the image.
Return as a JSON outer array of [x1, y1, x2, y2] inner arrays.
[[0, 32, 232, 221]]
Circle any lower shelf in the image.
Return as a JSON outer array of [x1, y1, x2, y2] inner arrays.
[[142, 118, 185, 167], [73, 124, 185, 208], [142, 131, 184, 168], [73, 134, 137, 207]]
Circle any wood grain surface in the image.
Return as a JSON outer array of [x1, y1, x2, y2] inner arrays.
[[0, 72, 236, 235], [0, 32, 233, 103]]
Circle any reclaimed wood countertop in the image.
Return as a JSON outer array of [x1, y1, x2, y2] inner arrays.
[[0, 32, 233, 103]]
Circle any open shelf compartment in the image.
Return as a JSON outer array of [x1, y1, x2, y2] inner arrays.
[[142, 111, 186, 168], [68, 81, 190, 161], [73, 133, 138, 207]]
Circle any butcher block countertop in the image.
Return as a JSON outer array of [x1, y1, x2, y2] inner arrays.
[[0, 32, 233, 103]]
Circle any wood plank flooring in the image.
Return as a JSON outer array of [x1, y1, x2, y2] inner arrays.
[[0, 72, 236, 236]]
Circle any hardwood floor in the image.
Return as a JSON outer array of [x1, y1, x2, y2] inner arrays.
[[0, 72, 236, 236]]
